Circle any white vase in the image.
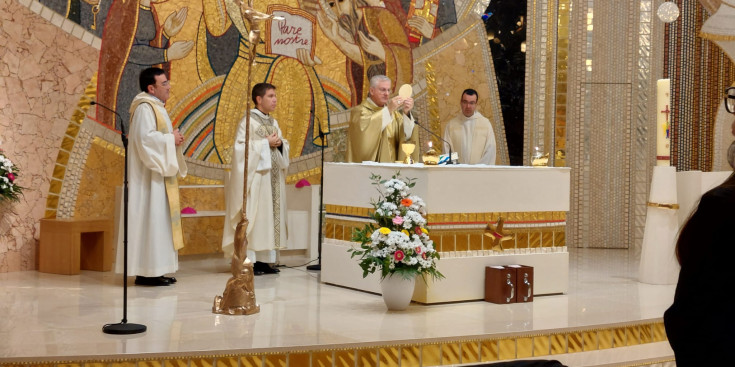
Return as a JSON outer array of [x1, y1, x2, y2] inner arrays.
[[380, 274, 416, 311]]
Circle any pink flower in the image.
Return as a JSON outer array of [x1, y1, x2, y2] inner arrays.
[[394, 250, 405, 262], [414, 226, 422, 235], [392, 216, 404, 225], [415, 246, 422, 254], [7, 173, 15, 182], [422, 253, 427, 259]]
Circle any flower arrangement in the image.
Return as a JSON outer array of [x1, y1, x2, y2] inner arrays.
[[0, 149, 23, 203], [350, 173, 444, 281]]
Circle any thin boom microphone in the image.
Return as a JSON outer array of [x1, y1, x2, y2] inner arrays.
[[412, 118, 455, 164], [91, 100, 127, 146]]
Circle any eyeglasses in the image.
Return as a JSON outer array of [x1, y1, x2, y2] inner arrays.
[[726, 87, 735, 114]]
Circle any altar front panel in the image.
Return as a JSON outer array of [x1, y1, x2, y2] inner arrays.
[[324, 163, 571, 213], [322, 163, 571, 303]]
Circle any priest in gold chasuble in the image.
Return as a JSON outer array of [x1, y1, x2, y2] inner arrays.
[[346, 75, 419, 163]]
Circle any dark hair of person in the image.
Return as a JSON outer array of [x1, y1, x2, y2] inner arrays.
[[139, 67, 166, 92], [461, 89, 479, 100], [675, 172, 735, 264], [252, 83, 276, 105]]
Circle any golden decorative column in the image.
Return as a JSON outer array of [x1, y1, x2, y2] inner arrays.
[[425, 61, 441, 148]]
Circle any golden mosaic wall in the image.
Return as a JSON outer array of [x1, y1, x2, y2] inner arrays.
[[73, 138, 123, 218], [181, 216, 225, 255], [412, 19, 509, 164], [524, 0, 559, 166], [179, 186, 224, 211], [4, 0, 592, 272], [554, 0, 571, 167], [179, 186, 225, 255]]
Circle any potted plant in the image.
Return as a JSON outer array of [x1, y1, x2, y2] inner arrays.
[[350, 172, 444, 310]]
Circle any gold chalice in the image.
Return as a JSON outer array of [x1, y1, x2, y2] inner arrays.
[[402, 143, 415, 164]]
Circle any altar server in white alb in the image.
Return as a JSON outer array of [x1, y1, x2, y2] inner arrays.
[[223, 83, 289, 276], [116, 67, 188, 287], [442, 89, 497, 165]]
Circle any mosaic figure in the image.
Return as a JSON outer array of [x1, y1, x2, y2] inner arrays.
[[96, 0, 193, 131], [199, 0, 330, 164], [304, 0, 413, 105]]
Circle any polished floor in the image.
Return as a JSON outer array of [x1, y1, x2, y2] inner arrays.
[[0, 248, 676, 365]]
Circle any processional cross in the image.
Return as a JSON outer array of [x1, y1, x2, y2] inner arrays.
[[212, 0, 283, 315]]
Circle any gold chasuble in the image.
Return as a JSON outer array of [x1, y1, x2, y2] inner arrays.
[[129, 99, 185, 251], [346, 98, 420, 163]]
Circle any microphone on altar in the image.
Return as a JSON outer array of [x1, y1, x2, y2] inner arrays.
[[412, 117, 456, 164], [91, 101, 128, 147]]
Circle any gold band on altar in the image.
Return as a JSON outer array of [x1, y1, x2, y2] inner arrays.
[[325, 204, 567, 224], [646, 202, 680, 210], [325, 217, 566, 251]]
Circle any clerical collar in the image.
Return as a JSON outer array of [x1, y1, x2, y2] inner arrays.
[[252, 108, 270, 118]]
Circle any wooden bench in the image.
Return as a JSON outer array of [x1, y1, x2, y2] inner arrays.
[[39, 218, 113, 275]]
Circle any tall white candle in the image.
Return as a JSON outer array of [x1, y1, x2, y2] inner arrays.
[[656, 79, 671, 166]]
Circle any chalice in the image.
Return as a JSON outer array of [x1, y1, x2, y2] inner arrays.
[[402, 143, 415, 164]]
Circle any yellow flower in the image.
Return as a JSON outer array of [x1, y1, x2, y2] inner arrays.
[[421, 228, 429, 234], [401, 229, 410, 236], [379, 227, 391, 235]]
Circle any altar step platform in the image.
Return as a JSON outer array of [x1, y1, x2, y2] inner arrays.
[[0, 248, 676, 367]]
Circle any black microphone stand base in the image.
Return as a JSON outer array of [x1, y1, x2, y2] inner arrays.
[[306, 264, 321, 271], [103, 322, 147, 335]]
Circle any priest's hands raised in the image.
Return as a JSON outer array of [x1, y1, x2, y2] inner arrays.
[[402, 97, 414, 114], [388, 96, 414, 115], [267, 132, 282, 148]]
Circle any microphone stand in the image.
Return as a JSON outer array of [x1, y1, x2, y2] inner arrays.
[[307, 115, 325, 271], [93, 101, 147, 335], [413, 117, 455, 164]]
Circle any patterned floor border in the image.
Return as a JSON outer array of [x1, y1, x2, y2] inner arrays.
[[0, 320, 668, 367]]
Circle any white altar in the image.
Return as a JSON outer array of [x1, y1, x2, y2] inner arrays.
[[321, 163, 571, 303]]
